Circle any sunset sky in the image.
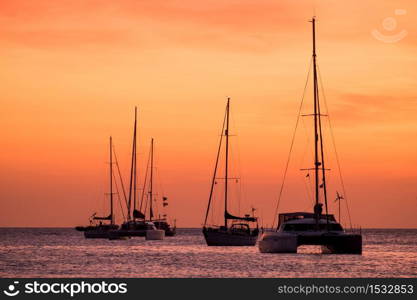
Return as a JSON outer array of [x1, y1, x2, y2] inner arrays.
[[1, 0, 416, 228]]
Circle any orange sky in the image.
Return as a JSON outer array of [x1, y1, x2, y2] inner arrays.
[[0, 0, 416, 228]]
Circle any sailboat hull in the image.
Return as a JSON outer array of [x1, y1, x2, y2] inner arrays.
[[109, 229, 147, 237], [84, 224, 119, 239], [84, 231, 109, 239], [109, 221, 160, 237], [83, 224, 118, 239], [203, 228, 258, 246]]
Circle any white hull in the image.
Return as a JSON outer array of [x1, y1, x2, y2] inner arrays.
[[258, 232, 297, 253], [258, 231, 362, 254], [146, 229, 165, 240]]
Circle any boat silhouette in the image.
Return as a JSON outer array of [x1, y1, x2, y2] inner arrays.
[[258, 17, 362, 254]]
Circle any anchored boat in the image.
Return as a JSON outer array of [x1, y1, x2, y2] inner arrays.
[[143, 139, 176, 236], [202, 98, 259, 246], [258, 17, 362, 254], [109, 108, 165, 239], [83, 137, 119, 239], [109, 108, 159, 237]]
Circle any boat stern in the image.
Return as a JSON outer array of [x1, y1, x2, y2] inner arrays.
[[258, 232, 298, 253]]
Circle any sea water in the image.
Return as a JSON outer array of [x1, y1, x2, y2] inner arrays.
[[0, 228, 416, 277]]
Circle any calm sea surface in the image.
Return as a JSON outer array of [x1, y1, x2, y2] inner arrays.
[[0, 228, 416, 277]]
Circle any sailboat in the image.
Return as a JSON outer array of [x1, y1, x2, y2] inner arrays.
[[111, 107, 159, 237], [258, 17, 362, 254], [202, 98, 259, 246], [83, 136, 119, 238], [143, 138, 176, 236]]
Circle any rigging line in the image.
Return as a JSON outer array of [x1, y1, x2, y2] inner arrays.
[[317, 64, 353, 228], [300, 117, 315, 204], [303, 175, 313, 204], [139, 143, 151, 214], [230, 109, 242, 217], [144, 192, 149, 220], [299, 117, 312, 175], [300, 130, 314, 206], [155, 167, 164, 215], [153, 160, 162, 221], [153, 146, 166, 214], [204, 102, 228, 226], [316, 66, 330, 228], [307, 173, 315, 205], [155, 153, 166, 206], [272, 57, 313, 229], [210, 192, 215, 225], [112, 145, 129, 212], [112, 170, 126, 221]]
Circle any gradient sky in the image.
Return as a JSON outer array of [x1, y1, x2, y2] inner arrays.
[[1, 0, 416, 228]]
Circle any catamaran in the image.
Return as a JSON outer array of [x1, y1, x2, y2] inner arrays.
[[202, 98, 259, 246], [258, 17, 362, 254]]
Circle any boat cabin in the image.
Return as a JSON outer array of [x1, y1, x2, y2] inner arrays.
[[277, 212, 342, 232]]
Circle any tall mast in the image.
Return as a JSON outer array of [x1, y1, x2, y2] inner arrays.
[[311, 17, 329, 227], [224, 98, 230, 228], [127, 107, 137, 221], [133, 108, 138, 216], [149, 138, 154, 221], [312, 17, 320, 210], [109, 136, 114, 225], [203, 106, 227, 226]]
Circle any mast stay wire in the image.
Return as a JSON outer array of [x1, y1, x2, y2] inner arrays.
[[300, 115, 315, 205], [317, 63, 353, 229], [140, 144, 151, 216], [112, 170, 126, 221], [204, 104, 227, 226], [229, 107, 244, 217], [112, 145, 129, 213], [271, 57, 313, 229]]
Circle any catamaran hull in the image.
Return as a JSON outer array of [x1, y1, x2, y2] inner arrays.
[[165, 229, 176, 237], [258, 234, 298, 253], [258, 232, 362, 254], [320, 234, 362, 254], [203, 230, 258, 246]]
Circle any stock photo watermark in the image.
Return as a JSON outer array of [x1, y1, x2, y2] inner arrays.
[[371, 9, 408, 43], [2, 281, 128, 298]]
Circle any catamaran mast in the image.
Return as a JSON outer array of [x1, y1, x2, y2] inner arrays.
[[109, 136, 114, 225], [312, 17, 320, 211], [224, 97, 230, 228], [149, 138, 154, 221], [311, 17, 329, 227]]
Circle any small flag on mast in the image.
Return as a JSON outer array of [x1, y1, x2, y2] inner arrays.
[[335, 191, 344, 202]]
